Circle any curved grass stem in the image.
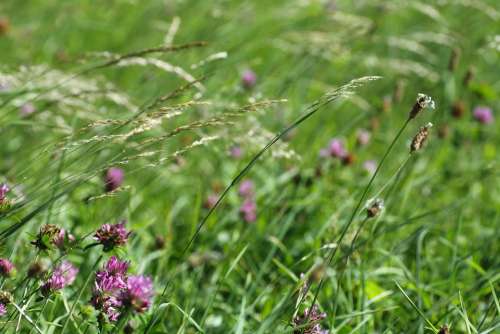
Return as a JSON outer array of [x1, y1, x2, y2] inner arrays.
[[300, 117, 411, 329], [60, 254, 103, 334]]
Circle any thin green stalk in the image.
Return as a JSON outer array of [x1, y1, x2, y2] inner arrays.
[[394, 280, 438, 333], [61, 254, 103, 334], [31, 298, 49, 334], [300, 117, 411, 329], [143, 76, 381, 334]]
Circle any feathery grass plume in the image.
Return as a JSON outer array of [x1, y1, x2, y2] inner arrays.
[[142, 76, 381, 333], [410, 122, 433, 152], [409, 94, 435, 120], [363, 56, 439, 82]]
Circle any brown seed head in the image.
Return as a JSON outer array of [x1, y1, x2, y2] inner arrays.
[[411, 123, 433, 153], [451, 100, 465, 118], [409, 94, 435, 120], [463, 67, 475, 87], [448, 48, 460, 72], [438, 325, 450, 334], [0, 291, 12, 305], [393, 79, 405, 103], [0, 18, 10, 36], [342, 153, 356, 166], [366, 198, 384, 218], [28, 261, 47, 279]]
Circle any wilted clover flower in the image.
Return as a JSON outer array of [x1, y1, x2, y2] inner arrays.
[[0, 183, 9, 204], [409, 93, 435, 120], [53, 228, 75, 251], [104, 167, 124, 192], [366, 198, 384, 218], [327, 138, 347, 158], [120, 275, 154, 314], [240, 199, 257, 223], [94, 220, 130, 252], [362, 160, 377, 175], [28, 261, 48, 279], [41, 261, 78, 296], [91, 257, 129, 321], [293, 305, 329, 334], [473, 106, 494, 124], [19, 103, 36, 117], [238, 180, 254, 198], [31, 224, 63, 251], [356, 129, 371, 146], [438, 325, 450, 334], [229, 145, 243, 159], [241, 69, 257, 89], [0, 259, 14, 278], [204, 193, 219, 209], [0, 290, 12, 316]]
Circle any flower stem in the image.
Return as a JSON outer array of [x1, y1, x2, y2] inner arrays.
[[60, 254, 103, 334], [300, 117, 411, 328]]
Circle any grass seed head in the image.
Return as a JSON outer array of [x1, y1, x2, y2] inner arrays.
[[410, 122, 433, 153], [366, 198, 384, 218], [409, 94, 435, 120]]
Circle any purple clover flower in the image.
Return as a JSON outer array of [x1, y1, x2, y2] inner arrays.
[[0, 259, 14, 278], [204, 193, 219, 209], [238, 180, 254, 198], [241, 69, 257, 89], [0, 183, 9, 204], [473, 106, 494, 124], [41, 261, 78, 296], [293, 305, 329, 334], [53, 228, 75, 250], [104, 167, 124, 192], [0, 303, 6, 317], [120, 275, 154, 313], [91, 257, 129, 321], [94, 220, 130, 252], [356, 129, 371, 146], [20, 103, 36, 117], [230, 145, 243, 159], [328, 138, 347, 158], [363, 160, 377, 174], [239, 199, 257, 223]]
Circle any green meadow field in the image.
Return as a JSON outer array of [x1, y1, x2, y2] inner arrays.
[[0, 0, 499, 333]]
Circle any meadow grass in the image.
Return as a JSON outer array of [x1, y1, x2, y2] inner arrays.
[[0, 0, 499, 333]]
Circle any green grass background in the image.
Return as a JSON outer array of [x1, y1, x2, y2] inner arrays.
[[0, 0, 499, 333]]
